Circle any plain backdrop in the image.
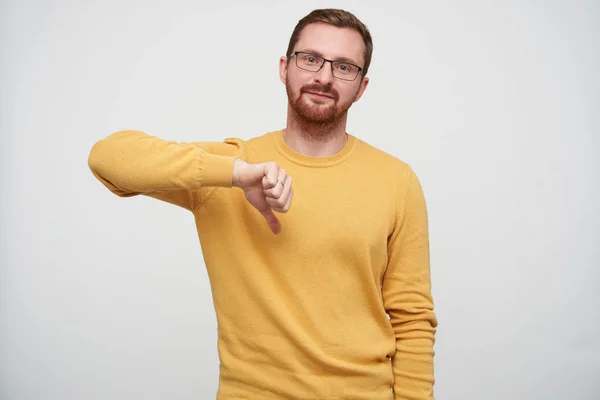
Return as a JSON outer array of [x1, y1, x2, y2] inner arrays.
[[1, 0, 598, 399]]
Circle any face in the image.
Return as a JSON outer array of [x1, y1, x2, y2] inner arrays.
[[280, 23, 369, 125]]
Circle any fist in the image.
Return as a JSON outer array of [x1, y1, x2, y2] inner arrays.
[[232, 159, 293, 234]]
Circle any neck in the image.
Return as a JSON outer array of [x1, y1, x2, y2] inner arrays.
[[284, 106, 348, 157]]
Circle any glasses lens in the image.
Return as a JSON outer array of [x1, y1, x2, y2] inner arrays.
[[332, 62, 359, 81], [295, 53, 323, 72]]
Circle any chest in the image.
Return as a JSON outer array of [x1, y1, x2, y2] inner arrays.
[[237, 161, 397, 279]]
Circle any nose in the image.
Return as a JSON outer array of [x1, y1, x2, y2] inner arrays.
[[314, 60, 334, 85]]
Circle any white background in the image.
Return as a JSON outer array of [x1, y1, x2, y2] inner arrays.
[[1, 0, 598, 399]]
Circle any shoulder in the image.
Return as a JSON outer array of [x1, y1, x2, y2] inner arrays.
[[222, 131, 278, 162], [223, 131, 275, 148], [209, 131, 274, 160], [243, 131, 276, 147], [354, 136, 415, 183]]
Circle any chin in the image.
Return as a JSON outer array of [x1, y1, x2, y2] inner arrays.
[[299, 107, 338, 123], [296, 98, 336, 121]]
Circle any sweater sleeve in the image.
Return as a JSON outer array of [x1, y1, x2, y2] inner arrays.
[[88, 130, 242, 211], [382, 167, 438, 400]]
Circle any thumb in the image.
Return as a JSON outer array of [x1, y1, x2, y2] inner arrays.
[[260, 208, 281, 235]]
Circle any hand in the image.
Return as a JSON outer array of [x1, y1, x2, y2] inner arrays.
[[232, 159, 293, 234]]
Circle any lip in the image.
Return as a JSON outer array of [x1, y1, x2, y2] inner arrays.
[[305, 91, 334, 99]]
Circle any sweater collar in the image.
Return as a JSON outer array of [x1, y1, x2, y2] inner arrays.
[[272, 130, 357, 167]]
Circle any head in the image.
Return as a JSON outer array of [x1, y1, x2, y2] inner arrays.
[[280, 9, 372, 127]]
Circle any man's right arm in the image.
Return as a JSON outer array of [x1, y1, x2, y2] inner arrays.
[[88, 130, 241, 211], [88, 130, 294, 234]]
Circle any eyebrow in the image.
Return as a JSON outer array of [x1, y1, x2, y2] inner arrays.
[[298, 48, 361, 67]]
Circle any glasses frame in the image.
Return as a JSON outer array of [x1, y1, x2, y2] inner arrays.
[[292, 51, 363, 81]]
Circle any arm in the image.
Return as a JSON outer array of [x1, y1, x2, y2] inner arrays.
[[87, 130, 241, 211], [88, 130, 294, 234], [382, 168, 438, 400]]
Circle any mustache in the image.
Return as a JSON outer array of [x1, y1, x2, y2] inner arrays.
[[300, 83, 338, 100]]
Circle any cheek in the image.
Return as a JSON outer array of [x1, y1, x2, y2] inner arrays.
[[286, 71, 303, 91], [288, 68, 318, 88], [337, 84, 360, 102]]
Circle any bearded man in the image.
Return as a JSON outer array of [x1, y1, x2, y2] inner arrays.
[[88, 8, 437, 400]]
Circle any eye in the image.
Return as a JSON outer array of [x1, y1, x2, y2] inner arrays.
[[304, 55, 321, 64], [335, 63, 354, 73]]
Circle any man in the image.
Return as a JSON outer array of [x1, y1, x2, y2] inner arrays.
[[88, 8, 437, 400]]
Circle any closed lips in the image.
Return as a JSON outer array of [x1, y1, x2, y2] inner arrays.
[[307, 91, 334, 98]]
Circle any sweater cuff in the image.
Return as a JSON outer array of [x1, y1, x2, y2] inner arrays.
[[200, 152, 236, 188]]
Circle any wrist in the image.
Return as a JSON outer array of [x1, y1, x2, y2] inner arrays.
[[232, 158, 245, 188]]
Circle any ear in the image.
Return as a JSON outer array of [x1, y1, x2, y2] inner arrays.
[[279, 56, 288, 85], [353, 76, 369, 103]]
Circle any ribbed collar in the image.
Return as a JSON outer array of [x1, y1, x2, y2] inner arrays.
[[272, 130, 358, 168]]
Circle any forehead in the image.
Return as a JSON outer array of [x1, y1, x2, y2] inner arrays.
[[294, 22, 365, 66]]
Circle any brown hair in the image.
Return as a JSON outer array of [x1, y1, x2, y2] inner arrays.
[[286, 9, 373, 76]]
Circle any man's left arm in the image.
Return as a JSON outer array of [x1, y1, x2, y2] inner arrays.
[[382, 167, 438, 400]]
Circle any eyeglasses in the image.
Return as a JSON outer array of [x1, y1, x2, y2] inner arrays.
[[291, 51, 363, 81]]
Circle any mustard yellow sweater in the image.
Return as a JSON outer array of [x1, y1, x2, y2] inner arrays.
[[88, 129, 437, 400]]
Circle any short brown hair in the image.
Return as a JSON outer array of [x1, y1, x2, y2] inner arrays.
[[286, 9, 373, 76]]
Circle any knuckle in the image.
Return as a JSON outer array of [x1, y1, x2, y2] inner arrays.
[[265, 161, 278, 173]]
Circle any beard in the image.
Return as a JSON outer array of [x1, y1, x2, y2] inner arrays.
[[285, 77, 355, 126]]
